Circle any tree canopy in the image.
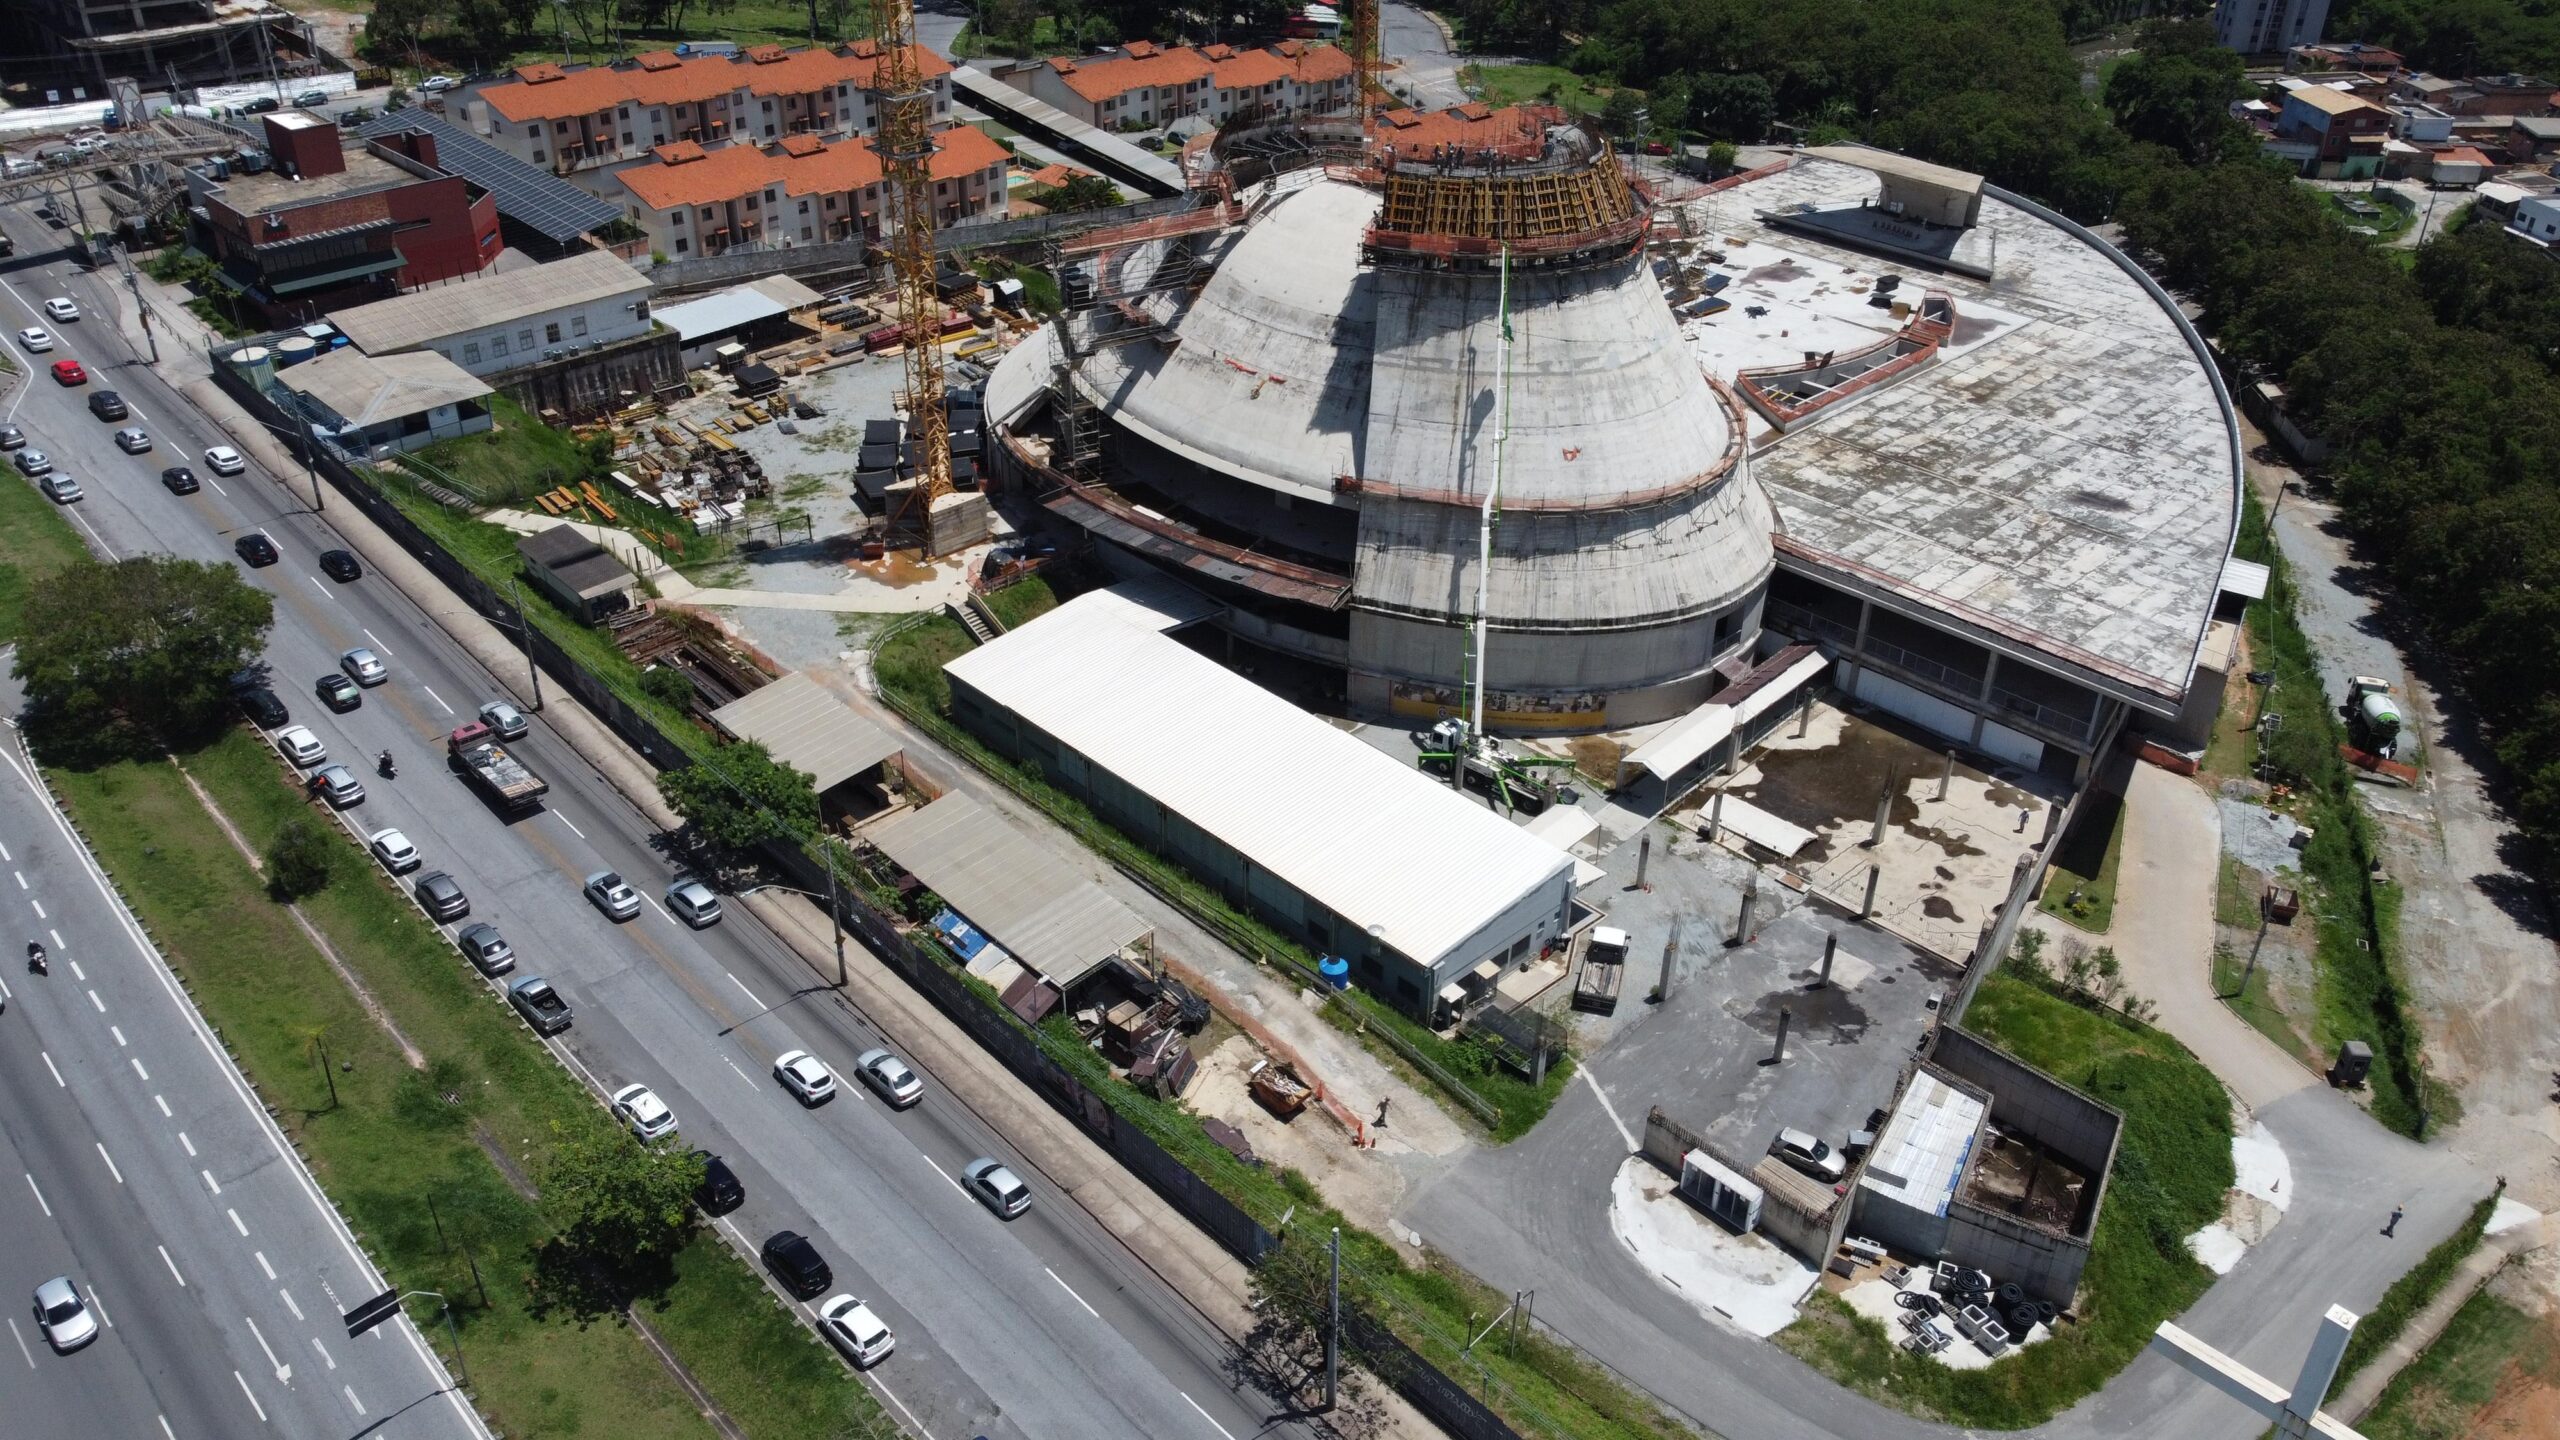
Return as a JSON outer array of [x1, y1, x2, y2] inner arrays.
[[14, 556, 275, 762], [655, 740, 821, 853]]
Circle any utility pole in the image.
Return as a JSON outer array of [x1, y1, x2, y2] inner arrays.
[[507, 580, 546, 710], [121, 249, 159, 365], [824, 840, 848, 986], [1323, 1227, 1341, 1412]]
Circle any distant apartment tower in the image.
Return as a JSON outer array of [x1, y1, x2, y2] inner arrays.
[[2216, 0, 2331, 57]]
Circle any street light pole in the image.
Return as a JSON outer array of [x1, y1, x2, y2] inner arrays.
[[506, 580, 546, 710], [824, 842, 847, 987]]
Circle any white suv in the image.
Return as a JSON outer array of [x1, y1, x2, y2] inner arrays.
[[203, 445, 246, 476], [612, 1083, 677, 1141]]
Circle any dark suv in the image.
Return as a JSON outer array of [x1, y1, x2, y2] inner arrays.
[[761, 1231, 831, 1299], [692, 1152, 744, 1214], [236, 685, 288, 729], [87, 390, 127, 421]]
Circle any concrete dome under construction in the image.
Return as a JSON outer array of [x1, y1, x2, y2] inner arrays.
[[987, 107, 1776, 733]]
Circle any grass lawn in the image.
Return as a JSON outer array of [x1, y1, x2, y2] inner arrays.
[[2362, 1282, 2557, 1440], [1460, 62, 1624, 116], [2316, 188, 2416, 244], [0, 470, 97, 641], [56, 730, 893, 1438], [2037, 786, 2124, 932], [1778, 967, 2233, 1428], [2212, 939, 2318, 1064]]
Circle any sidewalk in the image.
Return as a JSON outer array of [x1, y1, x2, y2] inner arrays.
[[119, 285, 1277, 1371], [2051, 760, 2314, 1110]]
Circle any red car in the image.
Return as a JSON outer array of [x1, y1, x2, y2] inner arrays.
[[50, 359, 85, 385]]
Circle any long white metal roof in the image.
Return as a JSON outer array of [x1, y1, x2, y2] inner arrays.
[[945, 589, 1572, 969]]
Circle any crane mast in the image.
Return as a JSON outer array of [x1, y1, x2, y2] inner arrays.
[[869, 0, 954, 555]]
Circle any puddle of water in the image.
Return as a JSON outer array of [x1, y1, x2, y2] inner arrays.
[[844, 550, 957, 589], [1737, 712, 1988, 858], [1744, 259, 1812, 285], [1738, 985, 1872, 1039], [1922, 895, 1963, 921]]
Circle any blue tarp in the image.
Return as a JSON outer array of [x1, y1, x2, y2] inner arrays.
[[931, 909, 992, 962]]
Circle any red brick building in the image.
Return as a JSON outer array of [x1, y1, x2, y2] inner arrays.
[[191, 112, 502, 326]]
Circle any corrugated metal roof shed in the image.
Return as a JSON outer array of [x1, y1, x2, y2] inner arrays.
[[654, 275, 825, 344], [329, 250, 650, 356], [866, 792, 1149, 988], [1858, 1067, 1985, 1218], [945, 590, 1572, 969], [707, 672, 901, 793]]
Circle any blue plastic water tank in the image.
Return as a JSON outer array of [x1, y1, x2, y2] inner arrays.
[[1317, 956, 1351, 991]]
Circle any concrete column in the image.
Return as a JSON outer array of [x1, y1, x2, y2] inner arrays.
[[1707, 786, 1725, 844], [1634, 834, 1651, 892], [1936, 749, 1956, 802], [1861, 864, 1881, 919], [1866, 769, 1895, 848], [1815, 933, 1837, 989], [1770, 1006, 1791, 1064], [1971, 652, 2000, 748]]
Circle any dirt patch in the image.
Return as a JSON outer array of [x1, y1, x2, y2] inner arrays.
[[1187, 1033, 1408, 1230], [1566, 733, 1626, 784], [843, 550, 961, 589]]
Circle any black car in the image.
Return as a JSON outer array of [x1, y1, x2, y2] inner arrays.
[[87, 390, 126, 421], [692, 1152, 744, 1214], [160, 465, 200, 495], [234, 532, 279, 567], [236, 685, 288, 729], [316, 673, 361, 712], [240, 96, 280, 114], [318, 549, 362, 582], [414, 871, 469, 922], [761, 1231, 831, 1299]]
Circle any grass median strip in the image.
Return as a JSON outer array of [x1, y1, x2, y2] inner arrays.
[[1776, 965, 2233, 1428], [57, 730, 896, 1439], [0, 468, 98, 641]]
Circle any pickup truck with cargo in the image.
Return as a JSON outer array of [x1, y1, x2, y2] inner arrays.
[[447, 721, 548, 811]]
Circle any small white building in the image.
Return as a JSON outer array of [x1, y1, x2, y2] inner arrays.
[[2511, 192, 2560, 243], [327, 249, 655, 377], [276, 347, 495, 455]]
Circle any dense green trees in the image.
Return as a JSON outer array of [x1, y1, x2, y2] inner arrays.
[[2331, 0, 2560, 76], [656, 741, 821, 852], [14, 557, 276, 763]]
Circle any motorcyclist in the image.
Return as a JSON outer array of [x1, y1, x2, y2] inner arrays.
[[27, 940, 46, 974], [378, 748, 397, 778]]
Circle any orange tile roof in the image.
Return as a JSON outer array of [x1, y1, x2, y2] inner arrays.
[[620, 124, 1011, 212], [1368, 102, 1555, 164], [1045, 47, 1213, 104], [1211, 49, 1291, 90], [479, 43, 948, 124], [1022, 162, 1095, 187]]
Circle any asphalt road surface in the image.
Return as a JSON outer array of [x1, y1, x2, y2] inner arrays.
[[0, 723, 485, 1438], [0, 211, 1287, 1440]]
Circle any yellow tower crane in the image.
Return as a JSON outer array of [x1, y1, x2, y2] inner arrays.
[[868, 0, 955, 556]]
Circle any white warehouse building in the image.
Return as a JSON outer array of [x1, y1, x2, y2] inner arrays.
[[944, 587, 1579, 1020]]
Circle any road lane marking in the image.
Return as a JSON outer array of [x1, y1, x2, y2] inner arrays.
[[203, 1169, 221, 1195], [726, 970, 765, 1009], [66, 958, 81, 980], [306, 574, 330, 598], [47, 927, 60, 946], [66, 507, 119, 561], [11, 870, 21, 888], [922, 1154, 961, 1193], [422, 685, 454, 716], [556, 812, 585, 838], [361, 628, 391, 657], [25, 1173, 50, 1217], [0, 843, 10, 862], [159, 1418, 175, 1440], [871, 1372, 933, 1438], [644, 892, 673, 923], [233, 1371, 266, 1423], [7, 1318, 31, 1369], [1046, 1266, 1099, 1318], [98, 1143, 123, 1183], [208, 476, 228, 495], [277, 1288, 301, 1320], [312, 1336, 334, 1370], [1181, 1391, 1238, 1440], [131, 1057, 148, 1081], [40, 1051, 62, 1087], [158, 1245, 183, 1286], [722, 1055, 757, 1090], [87, 987, 103, 1012], [343, 1385, 365, 1416], [154, 1093, 170, 1116], [255, 1252, 276, 1281], [29, 898, 42, 919], [1578, 1062, 1637, 1151], [244, 1315, 289, 1382], [180, 1131, 196, 1157], [85, 1285, 110, 1328], [111, 1024, 126, 1045], [228, 1208, 247, 1236]]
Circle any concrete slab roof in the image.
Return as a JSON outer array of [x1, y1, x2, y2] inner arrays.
[[278, 347, 492, 427], [1679, 156, 2240, 702]]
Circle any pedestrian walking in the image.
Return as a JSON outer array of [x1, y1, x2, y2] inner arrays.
[[2383, 1204, 2403, 1238], [2017, 807, 2031, 833], [1375, 1097, 1390, 1129]]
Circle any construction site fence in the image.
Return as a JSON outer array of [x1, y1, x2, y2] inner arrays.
[[183, 421, 1521, 1437]]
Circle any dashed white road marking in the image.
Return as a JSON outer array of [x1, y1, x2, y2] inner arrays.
[[158, 1417, 175, 1440], [1181, 1391, 1238, 1440], [85, 1285, 110, 1329], [6, 1318, 32, 1369], [254, 1252, 276, 1282], [722, 1055, 757, 1090], [29, 898, 42, 919], [361, 628, 391, 656], [422, 685, 454, 716], [277, 1289, 301, 1322], [10, 871, 22, 889], [157, 1245, 183, 1286], [1046, 1266, 1099, 1318], [86, 987, 103, 1012], [111, 1024, 126, 1046], [227, 1208, 247, 1237], [306, 575, 330, 599], [66, 958, 81, 981], [202, 1169, 221, 1195], [97, 1142, 123, 1184], [154, 1093, 170, 1117], [130, 1057, 148, 1081], [24, 1172, 50, 1217], [312, 1336, 334, 1370], [342, 1384, 365, 1416], [232, 1371, 266, 1423], [179, 1131, 196, 1157], [726, 971, 765, 1009], [40, 1051, 62, 1087], [922, 1154, 961, 1194], [555, 812, 585, 839]]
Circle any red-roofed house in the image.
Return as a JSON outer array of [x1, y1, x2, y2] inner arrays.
[[464, 41, 953, 199], [617, 124, 1010, 259], [1010, 41, 1353, 129]]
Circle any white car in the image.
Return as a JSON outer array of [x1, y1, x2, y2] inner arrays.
[[340, 646, 387, 686], [39, 472, 82, 504], [478, 698, 528, 740], [666, 877, 722, 927], [612, 1083, 677, 1141], [203, 445, 246, 476], [772, 1049, 836, 1105], [962, 1157, 1031, 1219], [584, 870, 641, 921], [420, 74, 460, 92], [276, 724, 327, 767], [816, 1293, 894, 1368], [112, 426, 150, 454], [17, 326, 52, 352], [854, 1048, 923, 1109], [368, 826, 421, 874], [43, 297, 78, 323], [31, 1277, 98, 1352]]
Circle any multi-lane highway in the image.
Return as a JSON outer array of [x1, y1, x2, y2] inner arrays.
[[0, 210, 1284, 1440], [0, 718, 488, 1438]]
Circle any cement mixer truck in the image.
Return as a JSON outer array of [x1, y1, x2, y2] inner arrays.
[[2342, 677, 2402, 757]]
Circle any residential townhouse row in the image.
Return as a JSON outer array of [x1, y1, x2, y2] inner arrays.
[[992, 38, 1357, 131]]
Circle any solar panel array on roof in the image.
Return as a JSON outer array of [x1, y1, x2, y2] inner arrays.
[[353, 111, 619, 243]]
